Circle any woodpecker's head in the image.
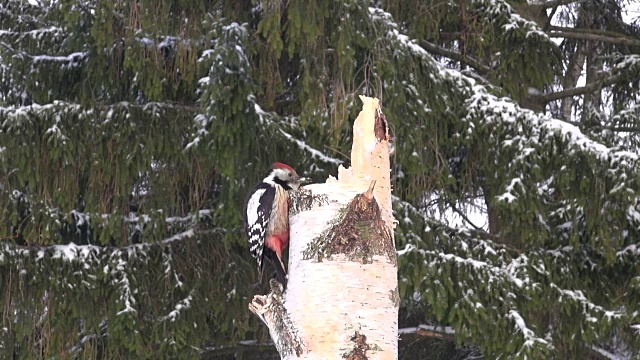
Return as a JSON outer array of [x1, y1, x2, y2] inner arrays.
[[269, 162, 304, 190]]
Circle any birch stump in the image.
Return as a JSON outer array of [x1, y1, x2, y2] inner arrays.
[[249, 96, 398, 359]]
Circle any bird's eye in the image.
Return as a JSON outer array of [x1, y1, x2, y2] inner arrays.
[[287, 171, 292, 177]]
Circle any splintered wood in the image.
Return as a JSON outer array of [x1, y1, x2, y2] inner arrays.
[[334, 96, 394, 233]]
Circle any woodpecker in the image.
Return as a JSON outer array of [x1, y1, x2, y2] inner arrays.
[[244, 162, 303, 291]]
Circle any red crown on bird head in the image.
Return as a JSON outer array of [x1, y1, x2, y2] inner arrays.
[[272, 162, 295, 172]]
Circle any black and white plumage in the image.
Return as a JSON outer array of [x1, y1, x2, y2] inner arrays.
[[244, 162, 303, 290]]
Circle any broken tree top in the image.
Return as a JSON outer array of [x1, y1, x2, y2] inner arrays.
[[331, 95, 394, 233]]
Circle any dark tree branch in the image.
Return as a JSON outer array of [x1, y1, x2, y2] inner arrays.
[[399, 325, 456, 341], [201, 341, 279, 358], [528, 0, 586, 9], [548, 25, 639, 40], [540, 116, 640, 133], [421, 40, 491, 75], [543, 7, 559, 31], [548, 31, 640, 47], [539, 73, 628, 103], [607, 126, 640, 132], [448, 201, 485, 231]]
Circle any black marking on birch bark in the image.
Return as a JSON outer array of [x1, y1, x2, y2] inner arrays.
[[374, 108, 389, 142], [248, 280, 306, 357], [303, 181, 396, 265], [289, 188, 330, 216], [389, 287, 400, 308], [343, 331, 374, 360]]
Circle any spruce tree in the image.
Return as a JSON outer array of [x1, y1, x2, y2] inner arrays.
[[1, 0, 639, 358]]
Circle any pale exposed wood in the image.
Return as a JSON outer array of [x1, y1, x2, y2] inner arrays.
[[336, 95, 394, 233]]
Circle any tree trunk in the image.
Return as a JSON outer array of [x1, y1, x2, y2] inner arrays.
[[560, 40, 586, 121], [249, 96, 398, 359]]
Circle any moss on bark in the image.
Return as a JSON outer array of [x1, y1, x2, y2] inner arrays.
[[303, 182, 396, 265]]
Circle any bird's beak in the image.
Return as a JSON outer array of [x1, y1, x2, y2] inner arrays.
[[291, 176, 308, 190]]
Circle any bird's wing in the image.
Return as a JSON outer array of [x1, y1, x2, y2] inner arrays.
[[244, 183, 276, 275]]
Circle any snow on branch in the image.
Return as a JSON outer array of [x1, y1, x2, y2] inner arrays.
[[416, 248, 530, 289], [617, 244, 640, 260], [0, 227, 198, 266], [1, 220, 231, 322], [394, 197, 512, 259], [278, 129, 343, 165], [467, 90, 639, 165], [1, 187, 212, 246], [398, 324, 456, 340], [590, 346, 633, 360], [0, 26, 64, 40], [368, 6, 639, 173], [10, 47, 87, 68], [469, 0, 549, 39], [508, 310, 553, 352], [394, 194, 637, 355], [159, 292, 195, 322], [0, 100, 199, 122], [550, 284, 625, 322]]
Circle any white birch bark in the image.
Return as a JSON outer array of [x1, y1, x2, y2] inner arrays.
[[250, 96, 398, 359]]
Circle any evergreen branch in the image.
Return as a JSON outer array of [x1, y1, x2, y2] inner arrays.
[[421, 40, 491, 75], [376, 6, 640, 219], [250, 96, 344, 165], [545, 117, 640, 133], [617, 243, 640, 260], [591, 346, 632, 360], [0, 228, 199, 263], [549, 121, 640, 133], [1, 222, 233, 357], [158, 292, 195, 322], [394, 197, 517, 254], [508, 311, 552, 351], [0, 26, 63, 39], [278, 129, 344, 165], [400, 325, 626, 359], [433, 250, 530, 288], [548, 30, 640, 47], [0, 41, 87, 65], [0, 101, 201, 115], [323, 145, 351, 161], [552, 285, 624, 318]]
